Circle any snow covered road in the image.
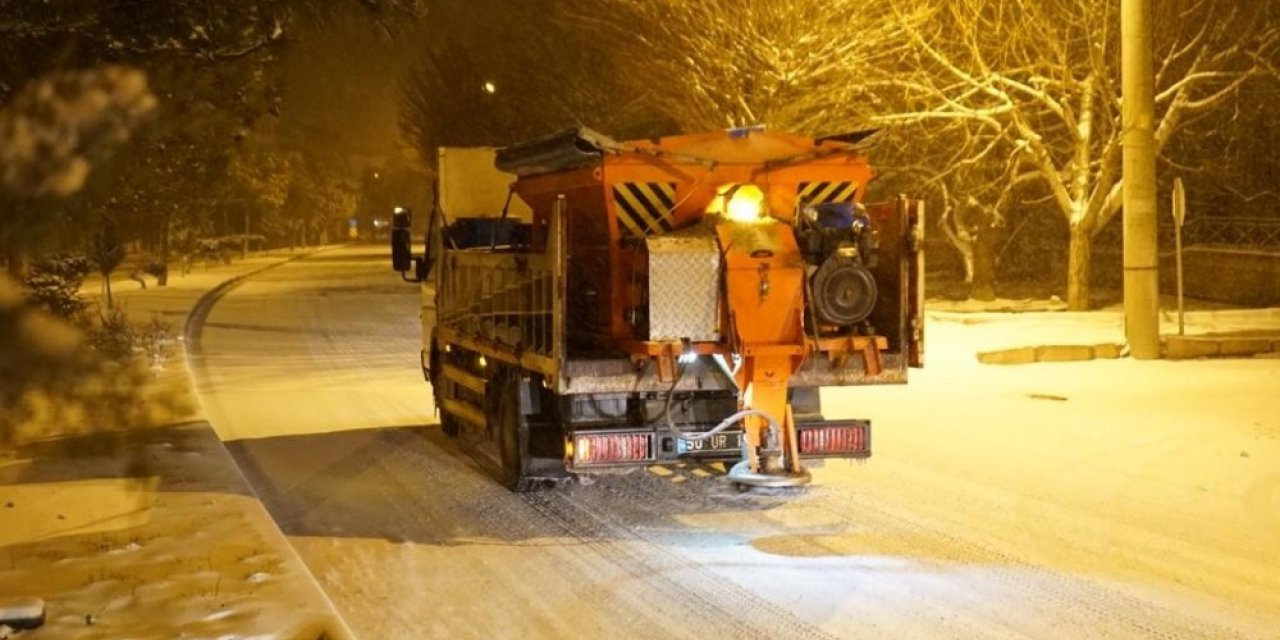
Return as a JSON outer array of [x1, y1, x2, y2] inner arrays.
[[191, 245, 1280, 639]]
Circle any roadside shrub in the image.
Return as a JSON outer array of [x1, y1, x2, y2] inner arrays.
[[136, 313, 174, 368], [224, 234, 267, 251], [22, 253, 91, 320], [80, 305, 175, 367], [190, 237, 229, 266], [1, 276, 184, 448], [138, 254, 167, 280], [87, 306, 136, 362]]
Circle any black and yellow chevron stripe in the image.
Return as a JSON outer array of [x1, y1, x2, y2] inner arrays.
[[797, 181, 859, 205], [613, 182, 677, 237]]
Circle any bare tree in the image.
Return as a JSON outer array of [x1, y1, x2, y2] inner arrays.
[[400, 0, 666, 167], [570, 0, 1276, 305], [558, 0, 1036, 301], [875, 0, 1278, 309], [564, 0, 927, 133]]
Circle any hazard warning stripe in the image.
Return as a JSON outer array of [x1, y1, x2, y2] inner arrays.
[[798, 181, 859, 205], [620, 183, 674, 233], [613, 182, 678, 237]]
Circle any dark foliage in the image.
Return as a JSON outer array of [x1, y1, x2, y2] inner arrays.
[[21, 253, 91, 319]]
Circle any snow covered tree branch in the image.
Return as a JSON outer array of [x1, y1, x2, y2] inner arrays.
[[562, 0, 929, 135], [876, 0, 1277, 309]]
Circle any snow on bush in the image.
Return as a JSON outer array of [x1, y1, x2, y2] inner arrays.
[[1, 275, 185, 447], [21, 253, 91, 320], [0, 66, 156, 198]]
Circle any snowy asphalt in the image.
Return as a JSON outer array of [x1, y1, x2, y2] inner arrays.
[[190, 244, 1280, 640]]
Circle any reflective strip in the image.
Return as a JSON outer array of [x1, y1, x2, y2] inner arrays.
[[613, 182, 678, 237], [798, 181, 859, 205]]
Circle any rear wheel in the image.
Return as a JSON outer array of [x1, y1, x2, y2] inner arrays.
[[496, 371, 539, 492], [441, 411, 461, 438], [428, 338, 461, 438]]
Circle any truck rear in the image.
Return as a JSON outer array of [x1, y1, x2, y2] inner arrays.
[[393, 127, 924, 491]]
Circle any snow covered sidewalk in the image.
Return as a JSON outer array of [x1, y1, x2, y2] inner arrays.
[[927, 305, 1280, 364], [0, 247, 355, 639]]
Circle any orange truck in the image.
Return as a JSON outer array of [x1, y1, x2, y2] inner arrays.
[[392, 127, 924, 491]]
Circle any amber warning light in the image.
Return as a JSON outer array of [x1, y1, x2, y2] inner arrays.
[[707, 183, 767, 223]]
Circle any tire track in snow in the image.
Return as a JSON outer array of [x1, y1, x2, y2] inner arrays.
[[522, 489, 840, 640], [380, 432, 772, 640]]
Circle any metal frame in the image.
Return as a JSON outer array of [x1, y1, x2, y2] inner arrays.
[[435, 196, 568, 386]]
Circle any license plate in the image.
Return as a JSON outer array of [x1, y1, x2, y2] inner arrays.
[[677, 431, 742, 456]]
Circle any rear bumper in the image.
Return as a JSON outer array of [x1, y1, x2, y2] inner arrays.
[[565, 419, 870, 472]]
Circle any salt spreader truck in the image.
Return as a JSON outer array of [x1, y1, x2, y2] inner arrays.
[[392, 127, 924, 491]]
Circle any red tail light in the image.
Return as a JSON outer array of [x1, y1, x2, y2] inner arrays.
[[573, 433, 653, 465], [798, 421, 870, 457]]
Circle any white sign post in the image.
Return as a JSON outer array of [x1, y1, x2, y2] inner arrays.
[[1172, 177, 1187, 335]]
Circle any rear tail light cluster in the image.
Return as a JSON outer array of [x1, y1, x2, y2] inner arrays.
[[572, 433, 653, 465], [798, 421, 870, 457]]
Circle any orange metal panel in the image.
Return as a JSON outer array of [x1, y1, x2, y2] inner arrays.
[[715, 222, 806, 348], [714, 221, 807, 473], [506, 130, 879, 361]]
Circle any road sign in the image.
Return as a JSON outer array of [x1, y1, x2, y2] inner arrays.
[[1172, 177, 1186, 228], [1172, 177, 1186, 335]]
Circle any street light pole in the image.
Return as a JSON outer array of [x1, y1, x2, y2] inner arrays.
[[1122, 0, 1161, 359]]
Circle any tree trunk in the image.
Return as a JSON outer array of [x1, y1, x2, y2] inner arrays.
[[1067, 224, 1093, 310], [970, 230, 997, 301], [4, 245, 22, 279], [102, 271, 114, 310], [158, 209, 171, 286]]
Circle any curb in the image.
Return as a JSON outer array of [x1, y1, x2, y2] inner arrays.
[[183, 249, 324, 352], [977, 343, 1124, 365], [978, 336, 1280, 364], [1164, 335, 1280, 360]]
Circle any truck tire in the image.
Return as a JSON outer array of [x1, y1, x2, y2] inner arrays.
[[440, 411, 461, 438], [496, 372, 539, 492], [427, 338, 460, 438]]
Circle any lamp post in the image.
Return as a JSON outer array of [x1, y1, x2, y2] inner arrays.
[[1122, 0, 1161, 359]]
